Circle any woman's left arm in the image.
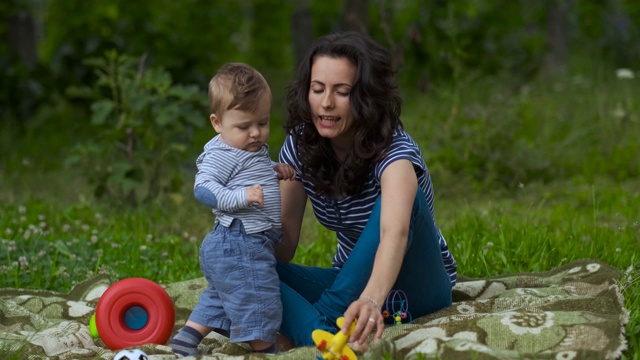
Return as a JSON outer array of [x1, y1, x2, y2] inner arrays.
[[342, 159, 418, 344]]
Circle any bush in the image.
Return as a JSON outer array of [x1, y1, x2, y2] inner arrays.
[[65, 50, 207, 206]]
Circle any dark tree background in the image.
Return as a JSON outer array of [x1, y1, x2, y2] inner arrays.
[[2, 0, 638, 121], [1, 0, 638, 199]]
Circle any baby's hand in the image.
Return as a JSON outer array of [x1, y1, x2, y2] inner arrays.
[[246, 184, 264, 207], [274, 163, 296, 181]]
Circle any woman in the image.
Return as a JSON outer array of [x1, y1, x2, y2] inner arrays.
[[276, 31, 457, 349]]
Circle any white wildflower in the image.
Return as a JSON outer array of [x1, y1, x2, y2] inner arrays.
[[616, 68, 635, 79], [19, 256, 28, 268], [612, 103, 626, 119]]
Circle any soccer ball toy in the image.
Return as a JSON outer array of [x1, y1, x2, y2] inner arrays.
[[113, 349, 149, 360]]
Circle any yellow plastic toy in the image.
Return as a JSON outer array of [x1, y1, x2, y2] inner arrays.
[[312, 317, 358, 360]]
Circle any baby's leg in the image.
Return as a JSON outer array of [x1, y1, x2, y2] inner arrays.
[[170, 321, 212, 356]]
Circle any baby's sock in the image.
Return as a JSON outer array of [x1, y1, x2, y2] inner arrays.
[[170, 326, 203, 357]]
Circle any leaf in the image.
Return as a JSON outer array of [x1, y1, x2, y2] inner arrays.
[[156, 104, 178, 126], [53, 239, 72, 257], [65, 85, 96, 99], [90, 100, 115, 125]]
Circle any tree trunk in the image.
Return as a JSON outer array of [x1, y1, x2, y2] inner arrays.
[[342, 0, 370, 34], [545, 0, 568, 74], [291, 0, 314, 68], [604, 0, 635, 65], [7, 11, 39, 69]]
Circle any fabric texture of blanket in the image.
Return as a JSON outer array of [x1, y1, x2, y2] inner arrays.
[[0, 259, 629, 359]]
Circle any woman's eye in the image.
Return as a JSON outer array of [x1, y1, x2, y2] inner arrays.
[[337, 92, 350, 97], [311, 89, 323, 94]]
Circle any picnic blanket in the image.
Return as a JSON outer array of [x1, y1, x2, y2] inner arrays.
[[0, 259, 629, 359]]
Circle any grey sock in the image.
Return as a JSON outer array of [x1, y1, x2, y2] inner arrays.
[[170, 326, 203, 356]]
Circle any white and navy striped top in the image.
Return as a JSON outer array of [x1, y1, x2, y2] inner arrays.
[[279, 128, 457, 286], [194, 135, 281, 234]]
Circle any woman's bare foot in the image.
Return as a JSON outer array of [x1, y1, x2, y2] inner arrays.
[[275, 333, 295, 352]]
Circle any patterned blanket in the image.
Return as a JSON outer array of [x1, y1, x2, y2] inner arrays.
[[0, 259, 629, 359]]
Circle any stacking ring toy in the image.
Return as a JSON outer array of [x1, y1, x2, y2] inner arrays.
[[94, 277, 175, 350]]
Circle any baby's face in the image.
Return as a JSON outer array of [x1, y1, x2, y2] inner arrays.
[[211, 94, 271, 152]]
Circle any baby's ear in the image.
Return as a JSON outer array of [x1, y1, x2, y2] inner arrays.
[[210, 114, 222, 133]]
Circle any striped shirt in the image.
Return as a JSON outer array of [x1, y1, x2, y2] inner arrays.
[[279, 128, 457, 286], [195, 135, 281, 234]]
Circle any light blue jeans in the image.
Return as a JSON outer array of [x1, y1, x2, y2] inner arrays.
[[276, 189, 453, 346], [190, 219, 282, 343]]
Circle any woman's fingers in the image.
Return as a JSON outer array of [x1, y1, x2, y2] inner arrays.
[[344, 299, 382, 345]]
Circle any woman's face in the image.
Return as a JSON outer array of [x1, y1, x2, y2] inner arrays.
[[308, 56, 357, 154]]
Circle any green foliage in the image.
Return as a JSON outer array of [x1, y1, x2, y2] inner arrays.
[[39, 0, 294, 89], [402, 62, 640, 189], [65, 50, 207, 205], [293, 221, 337, 268], [370, 0, 548, 88]]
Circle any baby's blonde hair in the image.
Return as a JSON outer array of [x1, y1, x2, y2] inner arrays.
[[208, 63, 272, 118]]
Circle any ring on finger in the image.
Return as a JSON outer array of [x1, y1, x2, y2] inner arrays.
[[368, 317, 376, 323]]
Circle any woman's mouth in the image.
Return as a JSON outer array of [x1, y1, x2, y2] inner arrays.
[[318, 116, 340, 127]]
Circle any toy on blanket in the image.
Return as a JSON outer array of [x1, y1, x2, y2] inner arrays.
[[312, 317, 358, 360], [113, 348, 149, 360], [382, 290, 412, 325], [89, 277, 175, 350]]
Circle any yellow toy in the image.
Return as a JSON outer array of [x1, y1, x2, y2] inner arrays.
[[312, 317, 358, 360]]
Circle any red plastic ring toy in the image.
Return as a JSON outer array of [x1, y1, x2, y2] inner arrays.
[[95, 277, 175, 350]]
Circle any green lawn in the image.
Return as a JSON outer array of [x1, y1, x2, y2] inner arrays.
[[1, 176, 637, 357]]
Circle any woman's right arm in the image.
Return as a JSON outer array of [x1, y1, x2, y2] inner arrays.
[[276, 179, 307, 263]]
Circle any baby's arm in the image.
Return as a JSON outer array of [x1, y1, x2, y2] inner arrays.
[[274, 163, 296, 181], [195, 151, 253, 211]]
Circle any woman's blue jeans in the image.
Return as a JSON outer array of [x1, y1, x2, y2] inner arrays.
[[276, 188, 453, 346]]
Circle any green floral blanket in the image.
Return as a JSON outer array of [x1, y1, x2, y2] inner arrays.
[[0, 259, 629, 359]]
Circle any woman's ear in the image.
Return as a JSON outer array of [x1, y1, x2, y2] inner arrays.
[[210, 114, 222, 133]]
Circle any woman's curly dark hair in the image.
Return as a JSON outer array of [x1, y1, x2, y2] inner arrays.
[[285, 31, 403, 196]]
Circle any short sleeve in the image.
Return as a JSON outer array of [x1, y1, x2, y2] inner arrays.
[[373, 130, 426, 182], [279, 133, 303, 181]]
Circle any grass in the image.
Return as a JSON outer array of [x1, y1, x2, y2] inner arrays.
[[1, 176, 637, 357], [1, 61, 638, 358]]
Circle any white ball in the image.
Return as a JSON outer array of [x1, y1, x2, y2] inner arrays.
[[113, 349, 149, 360]]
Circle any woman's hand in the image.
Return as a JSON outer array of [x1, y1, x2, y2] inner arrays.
[[274, 163, 296, 181], [342, 296, 384, 347]]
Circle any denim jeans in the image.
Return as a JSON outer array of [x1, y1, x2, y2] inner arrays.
[[190, 219, 282, 343], [276, 188, 453, 346]]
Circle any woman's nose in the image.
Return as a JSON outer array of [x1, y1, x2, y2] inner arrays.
[[322, 93, 334, 109]]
